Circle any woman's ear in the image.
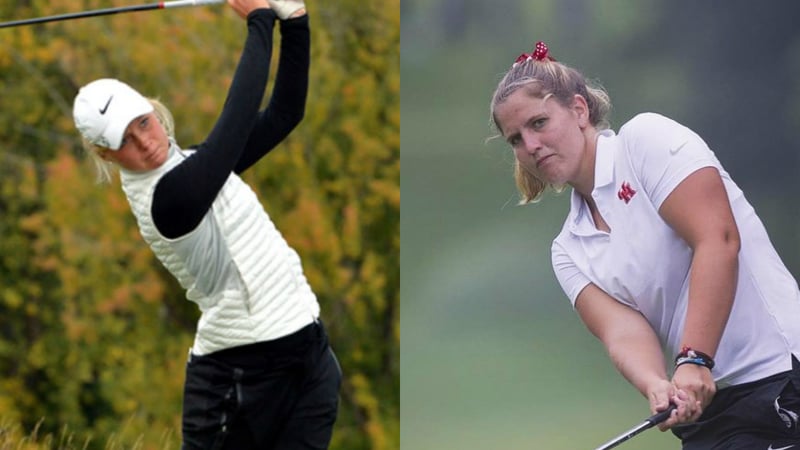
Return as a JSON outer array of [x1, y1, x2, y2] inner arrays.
[[97, 148, 112, 161], [572, 94, 590, 128]]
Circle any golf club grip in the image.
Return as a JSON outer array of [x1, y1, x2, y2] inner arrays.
[[163, 0, 226, 8], [646, 404, 677, 427], [0, 0, 225, 28]]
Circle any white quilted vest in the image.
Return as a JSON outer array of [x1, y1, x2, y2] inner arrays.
[[120, 144, 319, 355]]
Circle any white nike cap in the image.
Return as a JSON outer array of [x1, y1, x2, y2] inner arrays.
[[73, 78, 154, 150]]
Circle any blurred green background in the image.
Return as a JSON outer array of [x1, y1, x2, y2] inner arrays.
[[400, 1, 800, 449]]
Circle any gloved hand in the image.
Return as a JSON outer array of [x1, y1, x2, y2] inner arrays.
[[268, 0, 305, 19]]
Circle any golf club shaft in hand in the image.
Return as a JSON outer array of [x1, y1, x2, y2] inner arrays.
[[594, 404, 677, 450], [0, 0, 225, 29]]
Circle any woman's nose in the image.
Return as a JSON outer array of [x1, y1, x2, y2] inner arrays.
[[522, 132, 542, 154], [132, 133, 153, 151]]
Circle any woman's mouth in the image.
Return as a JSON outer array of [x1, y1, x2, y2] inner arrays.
[[144, 147, 162, 162], [536, 154, 554, 168]]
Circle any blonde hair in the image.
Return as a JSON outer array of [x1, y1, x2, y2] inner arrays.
[[81, 98, 175, 184], [489, 57, 612, 204]]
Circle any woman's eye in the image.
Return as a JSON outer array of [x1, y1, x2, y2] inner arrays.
[[532, 118, 546, 129]]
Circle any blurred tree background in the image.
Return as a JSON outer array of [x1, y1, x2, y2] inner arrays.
[[401, 1, 800, 449], [0, 0, 398, 448]]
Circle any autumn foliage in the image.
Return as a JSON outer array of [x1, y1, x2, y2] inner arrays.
[[0, 0, 399, 448]]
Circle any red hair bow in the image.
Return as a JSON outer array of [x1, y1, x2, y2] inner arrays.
[[532, 41, 550, 60], [513, 41, 555, 67]]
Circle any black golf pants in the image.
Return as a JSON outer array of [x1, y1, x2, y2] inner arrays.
[[673, 354, 800, 449], [181, 321, 342, 450]]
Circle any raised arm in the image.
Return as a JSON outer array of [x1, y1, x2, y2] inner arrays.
[[234, 14, 309, 173], [151, 4, 276, 239]]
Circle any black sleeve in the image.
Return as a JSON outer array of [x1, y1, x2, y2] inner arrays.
[[151, 9, 276, 239], [235, 15, 310, 173]]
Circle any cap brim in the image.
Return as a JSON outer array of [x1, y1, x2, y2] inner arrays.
[[103, 100, 155, 150]]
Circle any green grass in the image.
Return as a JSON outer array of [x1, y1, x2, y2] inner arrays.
[[0, 418, 176, 450]]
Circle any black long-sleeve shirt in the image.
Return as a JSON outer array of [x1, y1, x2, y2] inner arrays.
[[152, 9, 310, 239]]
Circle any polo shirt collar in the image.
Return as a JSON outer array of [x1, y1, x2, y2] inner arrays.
[[566, 129, 617, 235], [593, 129, 617, 189]]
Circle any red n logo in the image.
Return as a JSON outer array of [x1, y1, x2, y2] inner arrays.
[[617, 182, 636, 204]]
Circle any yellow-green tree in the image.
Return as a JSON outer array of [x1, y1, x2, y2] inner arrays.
[[0, 0, 398, 448]]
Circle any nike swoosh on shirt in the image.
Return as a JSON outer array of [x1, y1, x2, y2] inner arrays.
[[669, 140, 688, 155], [99, 95, 113, 115], [768, 444, 796, 450]]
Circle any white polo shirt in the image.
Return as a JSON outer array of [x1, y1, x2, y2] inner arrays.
[[552, 112, 800, 388]]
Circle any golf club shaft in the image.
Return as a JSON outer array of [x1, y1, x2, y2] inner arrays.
[[0, 0, 225, 29], [594, 405, 676, 450]]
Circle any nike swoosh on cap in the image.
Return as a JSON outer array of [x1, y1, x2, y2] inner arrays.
[[767, 444, 796, 450], [99, 95, 113, 115]]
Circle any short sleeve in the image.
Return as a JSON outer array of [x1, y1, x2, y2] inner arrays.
[[622, 113, 720, 209], [551, 239, 591, 308]]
